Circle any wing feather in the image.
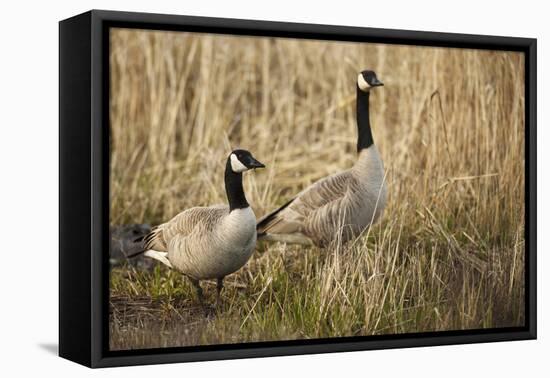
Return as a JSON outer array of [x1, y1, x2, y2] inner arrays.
[[257, 171, 355, 236], [143, 205, 228, 251]]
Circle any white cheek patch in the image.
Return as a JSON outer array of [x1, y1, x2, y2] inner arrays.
[[357, 73, 370, 92], [230, 153, 249, 173]]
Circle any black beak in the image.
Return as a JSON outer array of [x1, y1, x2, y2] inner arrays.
[[246, 156, 265, 169], [371, 77, 384, 87]]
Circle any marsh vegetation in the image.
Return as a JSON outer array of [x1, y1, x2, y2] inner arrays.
[[109, 29, 525, 350]]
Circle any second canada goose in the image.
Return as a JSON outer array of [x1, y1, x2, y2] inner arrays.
[[142, 149, 265, 306], [257, 70, 387, 247]]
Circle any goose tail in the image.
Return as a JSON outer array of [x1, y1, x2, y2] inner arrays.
[[126, 226, 165, 258], [256, 198, 295, 236]]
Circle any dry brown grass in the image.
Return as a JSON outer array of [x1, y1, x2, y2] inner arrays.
[[109, 28, 525, 350]]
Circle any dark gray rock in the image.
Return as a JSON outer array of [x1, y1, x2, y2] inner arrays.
[[110, 224, 156, 270]]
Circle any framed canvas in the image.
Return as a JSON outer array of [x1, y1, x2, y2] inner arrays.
[[59, 10, 537, 368]]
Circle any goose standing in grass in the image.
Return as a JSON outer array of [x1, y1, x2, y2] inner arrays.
[[140, 149, 265, 307], [257, 70, 387, 247]]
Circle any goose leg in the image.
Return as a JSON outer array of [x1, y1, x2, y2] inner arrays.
[[189, 278, 204, 305], [189, 277, 211, 317], [216, 277, 224, 309]]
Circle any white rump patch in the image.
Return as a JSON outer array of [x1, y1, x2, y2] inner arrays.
[[144, 250, 173, 268], [357, 73, 370, 92], [230, 153, 249, 173]]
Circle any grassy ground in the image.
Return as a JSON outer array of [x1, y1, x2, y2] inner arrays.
[[109, 28, 525, 350]]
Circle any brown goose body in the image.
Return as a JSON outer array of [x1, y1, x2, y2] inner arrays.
[[144, 205, 257, 279], [257, 146, 387, 247]]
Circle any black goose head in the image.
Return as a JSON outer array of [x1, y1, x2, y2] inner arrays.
[[357, 70, 384, 92], [228, 149, 265, 173]]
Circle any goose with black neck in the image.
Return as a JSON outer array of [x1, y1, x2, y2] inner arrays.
[[257, 70, 387, 247], [140, 149, 265, 308]]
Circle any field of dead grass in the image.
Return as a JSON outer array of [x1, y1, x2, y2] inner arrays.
[[109, 28, 525, 350]]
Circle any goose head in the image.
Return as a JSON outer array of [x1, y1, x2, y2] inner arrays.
[[229, 149, 265, 173], [357, 70, 384, 92]]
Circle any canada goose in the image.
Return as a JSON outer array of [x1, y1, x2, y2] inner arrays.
[[141, 149, 265, 306], [256, 70, 387, 247]]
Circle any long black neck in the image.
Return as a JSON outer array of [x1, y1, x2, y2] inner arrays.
[[225, 159, 249, 211], [356, 86, 374, 152]]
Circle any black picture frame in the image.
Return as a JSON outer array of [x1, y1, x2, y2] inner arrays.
[[59, 9, 537, 368]]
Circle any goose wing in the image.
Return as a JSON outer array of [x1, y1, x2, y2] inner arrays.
[[257, 171, 353, 235], [143, 204, 228, 251]]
